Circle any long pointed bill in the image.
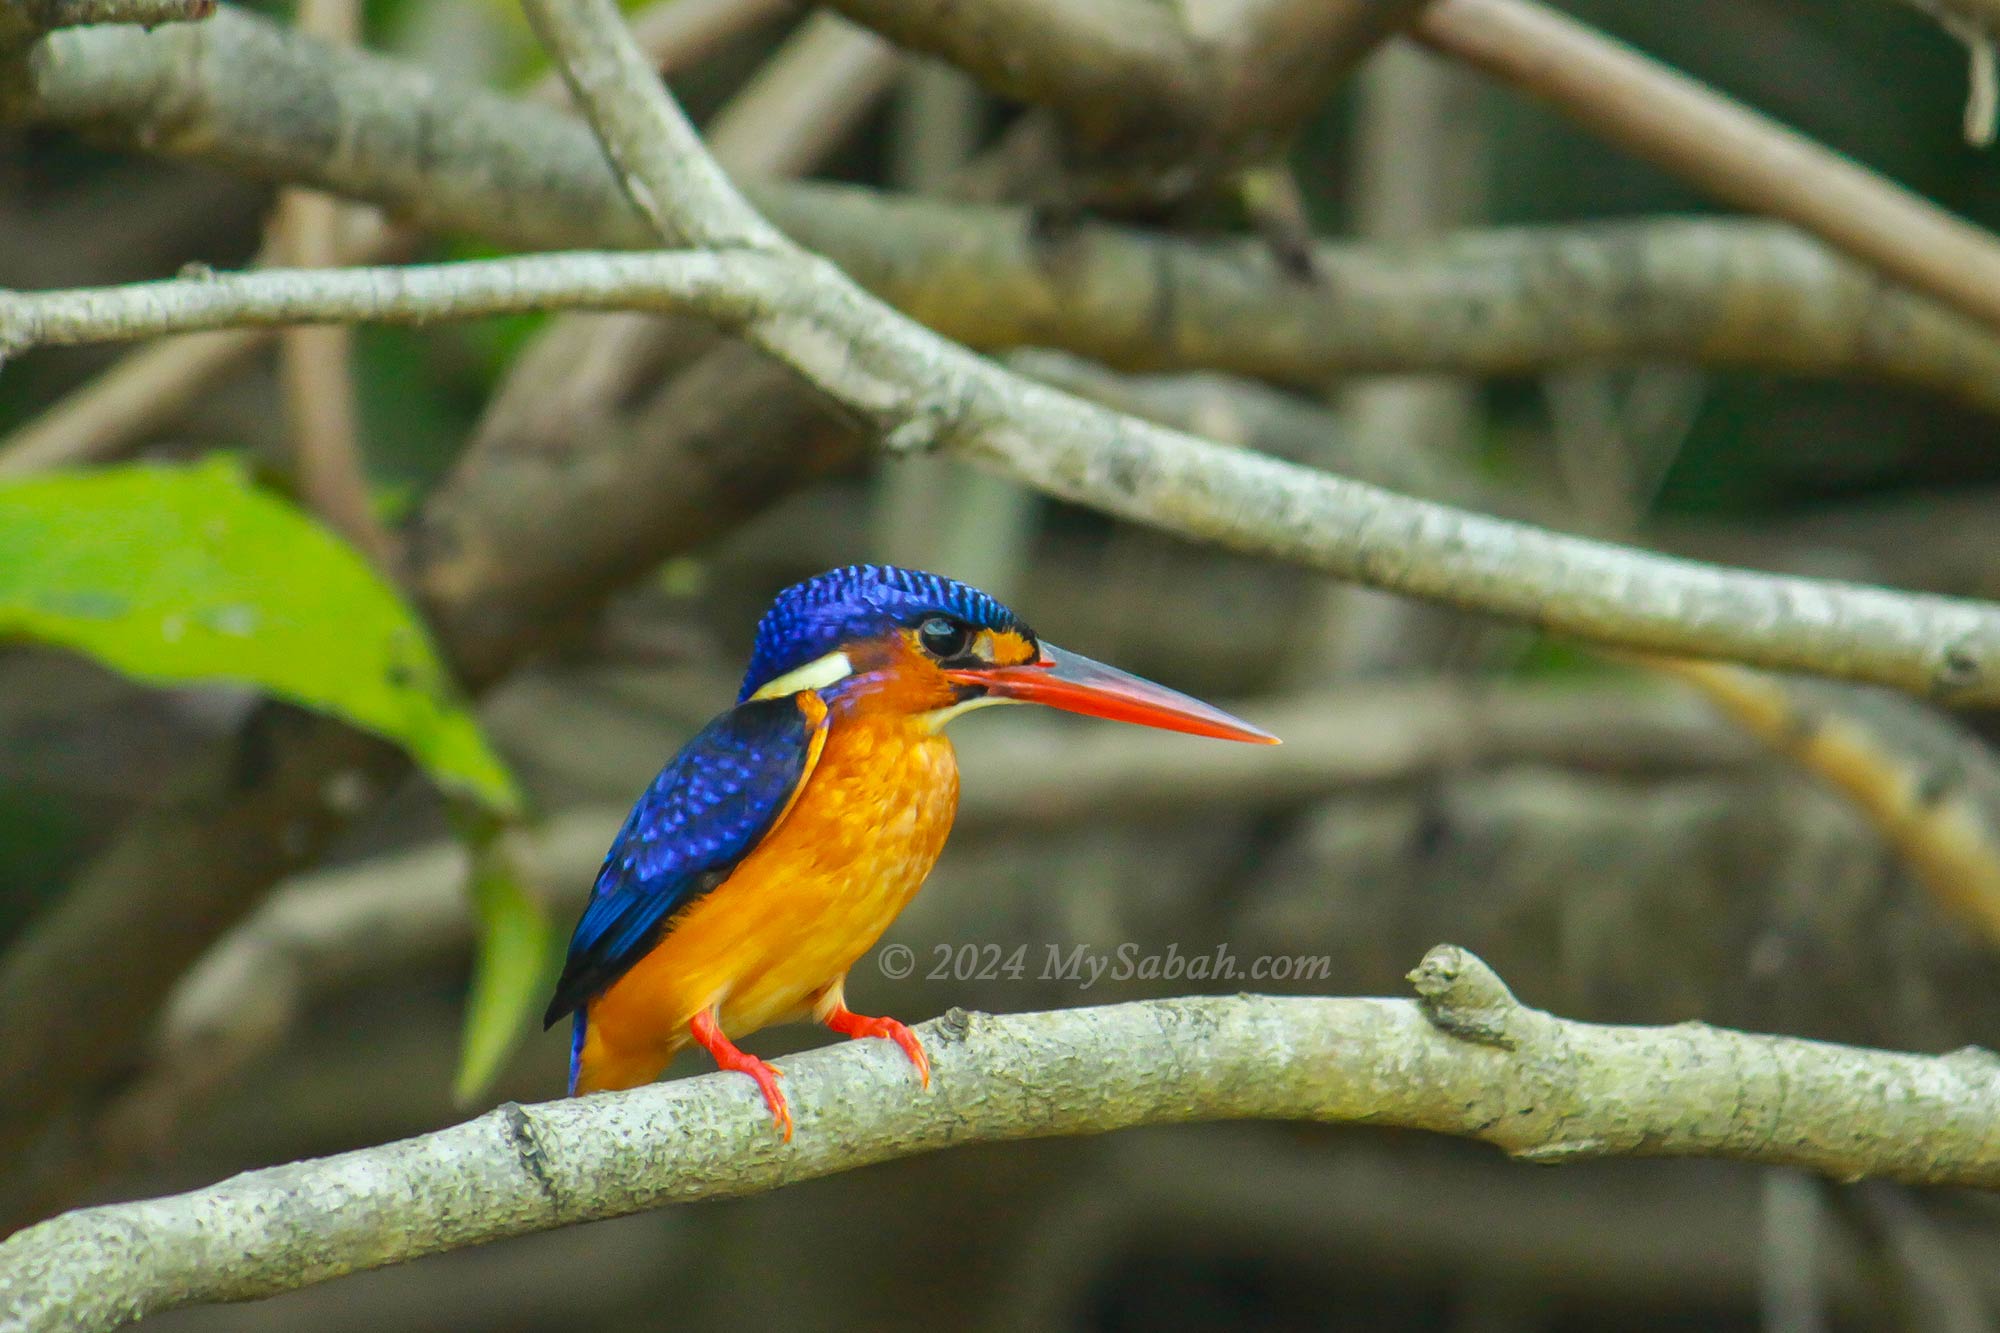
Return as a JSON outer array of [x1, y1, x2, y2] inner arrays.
[[946, 644, 1280, 744]]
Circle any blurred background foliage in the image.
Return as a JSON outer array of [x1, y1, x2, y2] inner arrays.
[[6, 0, 2000, 1329]]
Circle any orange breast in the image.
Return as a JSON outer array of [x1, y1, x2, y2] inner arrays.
[[580, 714, 959, 1086]]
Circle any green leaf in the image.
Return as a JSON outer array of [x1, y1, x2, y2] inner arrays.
[[0, 457, 520, 813], [454, 814, 556, 1105]]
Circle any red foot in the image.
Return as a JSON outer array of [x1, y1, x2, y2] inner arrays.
[[823, 1003, 930, 1087], [690, 1010, 792, 1140]]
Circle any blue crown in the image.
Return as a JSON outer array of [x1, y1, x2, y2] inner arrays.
[[739, 564, 1028, 701]]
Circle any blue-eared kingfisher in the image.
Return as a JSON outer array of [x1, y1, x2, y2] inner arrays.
[[544, 564, 1278, 1136]]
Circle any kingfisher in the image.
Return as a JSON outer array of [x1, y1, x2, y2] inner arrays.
[[543, 564, 1277, 1137]]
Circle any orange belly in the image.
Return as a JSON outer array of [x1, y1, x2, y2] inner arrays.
[[578, 714, 959, 1092]]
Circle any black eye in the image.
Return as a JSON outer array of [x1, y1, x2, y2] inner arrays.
[[917, 615, 971, 659]]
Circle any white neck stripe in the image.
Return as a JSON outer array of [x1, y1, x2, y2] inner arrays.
[[749, 650, 855, 700]]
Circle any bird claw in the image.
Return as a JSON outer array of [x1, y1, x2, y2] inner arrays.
[[824, 1005, 930, 1087], [740, 1061, 793, 1141], [691, 1010, 793, 1140]]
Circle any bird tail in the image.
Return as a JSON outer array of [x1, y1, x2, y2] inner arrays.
[[567, 1007, 587, 1096]]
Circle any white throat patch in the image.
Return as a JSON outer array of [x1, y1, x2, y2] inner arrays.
[[918, 693, 1022, 732]]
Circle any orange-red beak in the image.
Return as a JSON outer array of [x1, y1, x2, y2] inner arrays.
[[945, 644, 1279, 744]]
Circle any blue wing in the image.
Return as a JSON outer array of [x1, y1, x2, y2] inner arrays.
[[543, 692, 827, 1030]]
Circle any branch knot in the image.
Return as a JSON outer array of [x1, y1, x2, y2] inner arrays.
[[1408, 944, 1522, 1049]]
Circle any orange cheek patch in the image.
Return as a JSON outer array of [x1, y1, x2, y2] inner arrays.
[[984, 629, 1040, 667], [838, 633, 961, 716]]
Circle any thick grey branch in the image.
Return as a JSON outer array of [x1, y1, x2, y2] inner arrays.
[[10, 249, 2000, 702], [4, 950, 2000, 1332], [10, 11, 2000, 412]]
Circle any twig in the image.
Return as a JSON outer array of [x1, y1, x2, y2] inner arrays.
[[1958, 20, 1998, 147], [1889, 0, 2000, 144], [527, 0, 778, 247], [4, 947, 1999, 1332], [269, 0, 392, 568], [497, 5, 899, 503], [9, 249, 2000, 703], [1416, 0, 2000, 336], [428, 0, 901, 668]]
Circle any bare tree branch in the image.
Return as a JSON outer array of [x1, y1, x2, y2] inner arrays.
[[4, 947, 1999, 1332], [553, 0, 2000, 340], [0, 0, 767, 478], [21, 0, 2000, 349], [523, 0, 2000, 704], [810, 0, 1426, 206], [268, 0, 393, 570], [1415, 0, 2000, 336], [527, 0, 779, 248], [11, 12, 2000, 415], [9, 248, 2000, 703]]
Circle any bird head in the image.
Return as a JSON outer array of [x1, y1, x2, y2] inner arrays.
[[738, 564, 1277, 743]]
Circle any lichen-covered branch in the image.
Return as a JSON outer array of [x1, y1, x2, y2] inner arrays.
[[0, 251, 758, 348], [10, 246, 2000, 703], [10, 11, 2000, 414], [3, 948, 1997, 1333]]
